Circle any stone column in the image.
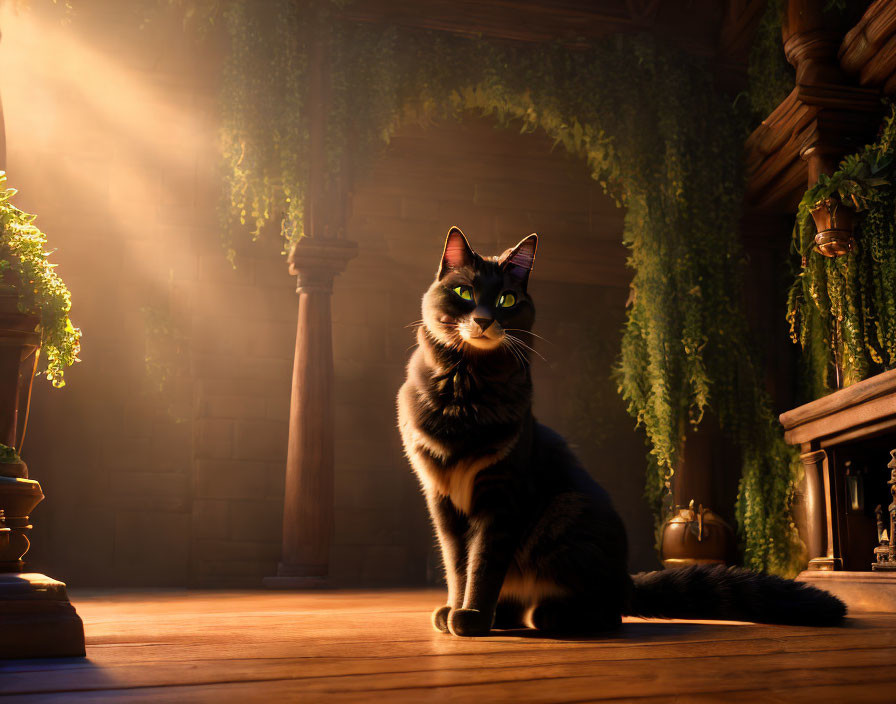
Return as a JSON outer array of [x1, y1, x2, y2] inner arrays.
[[264, 238, 356, 588]]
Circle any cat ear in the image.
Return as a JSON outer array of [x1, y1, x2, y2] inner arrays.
[[438, 226, 474, 279], [500, 233, 537, 286]]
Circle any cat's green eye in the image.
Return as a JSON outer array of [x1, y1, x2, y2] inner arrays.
[[498, 292, 516, 308], [453, 285, 473, 301]]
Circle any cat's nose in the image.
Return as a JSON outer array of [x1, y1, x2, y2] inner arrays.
[[474, 317, 493, 332]]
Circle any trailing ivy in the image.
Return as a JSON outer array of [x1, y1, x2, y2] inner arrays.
[[139, 1, 802, 573], [745, 0, 793, 122], [211, 4, 800, 573], [788, 105, 896, 397], [0, 173, 80, 388]]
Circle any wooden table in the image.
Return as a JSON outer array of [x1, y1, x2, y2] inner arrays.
[[2, 589, 896, 702]]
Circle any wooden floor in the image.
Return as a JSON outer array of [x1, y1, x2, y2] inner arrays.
[[2, 590, 896, 703]]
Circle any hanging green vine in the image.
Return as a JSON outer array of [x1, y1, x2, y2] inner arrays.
[[788, 105, 896, 398], [205, 2, 802, 574], [745, 0, 793, 122], [0, 173, 81, 387], [137, 0, 803, 573]]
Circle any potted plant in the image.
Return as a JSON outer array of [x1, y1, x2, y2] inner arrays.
[[0, 169, 80, 556], [802, 152, 890, 258], [0, 172, 84, 656]]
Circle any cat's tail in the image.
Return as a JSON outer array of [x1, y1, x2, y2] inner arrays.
[[627, 564, 846, 626]]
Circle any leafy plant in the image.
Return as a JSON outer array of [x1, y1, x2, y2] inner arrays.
[[0, 442, 22, 463], [788, 105, 896, 395], [801, 154, 890, 217], [203, 3, 803, 573], [745, 0, 793, 121], [0, 173, 80, 387]]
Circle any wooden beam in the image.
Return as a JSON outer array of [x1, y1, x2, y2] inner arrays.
[[744, 0, 887, 212], [840, 0, 896, 76], [340, 0, 732, 60]]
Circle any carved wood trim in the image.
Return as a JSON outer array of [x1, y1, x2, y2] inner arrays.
[[840, 0, 896, 78], [743, 0, 894, 212]]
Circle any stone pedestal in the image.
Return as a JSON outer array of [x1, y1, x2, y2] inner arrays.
[[0, 572, 85, 658], [0, 466, 84, 658]]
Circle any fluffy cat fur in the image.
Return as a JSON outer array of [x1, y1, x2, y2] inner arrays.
[[397, 226, 846, 637]]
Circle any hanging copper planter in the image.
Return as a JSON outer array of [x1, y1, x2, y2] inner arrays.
[[809, 196, 855, 258]]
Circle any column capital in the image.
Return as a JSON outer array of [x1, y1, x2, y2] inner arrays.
[[287, 238, 358, 294], [800, 448, 827, 467]]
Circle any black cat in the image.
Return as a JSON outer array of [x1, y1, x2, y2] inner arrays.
[[397, 226, 845, 637]]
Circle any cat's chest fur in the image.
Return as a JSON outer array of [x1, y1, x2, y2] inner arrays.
[[397, 340, 530, 514]]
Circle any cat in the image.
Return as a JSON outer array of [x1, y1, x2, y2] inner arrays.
[[397, 226, 846, 637]]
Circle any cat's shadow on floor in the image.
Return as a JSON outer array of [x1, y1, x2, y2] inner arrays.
[[491, 620, 749, 642]]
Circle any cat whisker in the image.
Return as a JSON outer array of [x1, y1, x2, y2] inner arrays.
[[506, 333, 547, 363], [509, 344, 528, 369], [504, 328, 554, 346], [501, 336, 530, 369]]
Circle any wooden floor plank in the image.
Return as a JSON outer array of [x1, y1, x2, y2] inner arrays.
[[1, 589, 894, 703], [5, 638, 896, 694]]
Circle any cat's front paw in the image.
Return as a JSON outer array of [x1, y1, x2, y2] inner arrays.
[[432, 605, 452, 633], [447, 608, 492, 637]]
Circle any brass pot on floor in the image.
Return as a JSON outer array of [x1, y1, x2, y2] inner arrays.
[[660, 501, 735, 568]]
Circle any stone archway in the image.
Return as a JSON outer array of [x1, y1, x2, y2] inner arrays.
[[272, 113, 658, 587]]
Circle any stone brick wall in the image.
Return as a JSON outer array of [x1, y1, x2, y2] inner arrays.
[[331, 119, 656, 585], [6, 2, 657, 588]]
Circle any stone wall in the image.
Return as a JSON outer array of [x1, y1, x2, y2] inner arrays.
[[331, 119, 655, 585], [5, 1, 656, 588]]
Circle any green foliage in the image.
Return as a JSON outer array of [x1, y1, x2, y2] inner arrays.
[[26, 0, 803, 572], [804, 153, 890, 212], [0, 442, 22, 463], [210, 2, 801, 573], [788, 105, 896, 395], [745, 0, 794, 121], [0, 173, 80, 387]]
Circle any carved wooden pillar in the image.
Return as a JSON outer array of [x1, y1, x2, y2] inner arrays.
[[264, 239, 356, 588], [785, 0, 881, 187], [800, 446, 841, 571], [264, 20, 357, 587]]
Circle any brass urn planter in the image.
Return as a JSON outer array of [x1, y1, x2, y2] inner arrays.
[[660, 501, 735, 568], [809, 196, 855, 258], [0, 473, 44, 571], [0, 290, 84, 657]]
